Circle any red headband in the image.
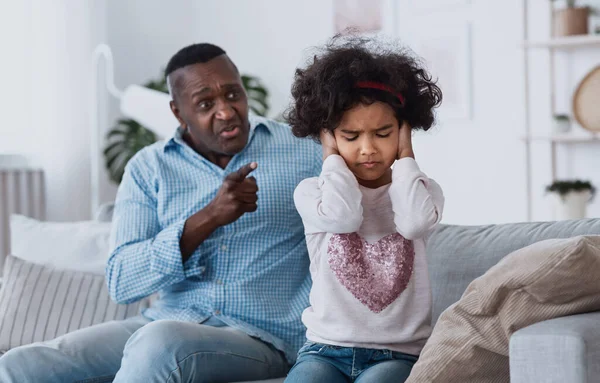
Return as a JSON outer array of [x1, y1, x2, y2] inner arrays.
[[356, 81, 405, 106]]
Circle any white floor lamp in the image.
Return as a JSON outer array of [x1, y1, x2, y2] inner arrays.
[[90, 44, 178, 218]]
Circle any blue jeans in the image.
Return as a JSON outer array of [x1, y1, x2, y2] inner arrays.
[[284, 342, 418, 383], [0, 316, 289, 383]]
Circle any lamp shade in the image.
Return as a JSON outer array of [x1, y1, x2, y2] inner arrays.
[[120, 84, 179, 138]]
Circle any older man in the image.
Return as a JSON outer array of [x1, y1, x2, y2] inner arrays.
[[0, 43, 320, 382]]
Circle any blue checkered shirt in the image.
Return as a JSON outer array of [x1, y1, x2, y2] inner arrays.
[[107, 116, 321, 363]]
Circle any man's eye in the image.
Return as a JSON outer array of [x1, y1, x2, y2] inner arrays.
[[198, 100, 213, 109], [376, 133, 391, 138], [226, 91, 240, 100], [344, 136, 358, 142]]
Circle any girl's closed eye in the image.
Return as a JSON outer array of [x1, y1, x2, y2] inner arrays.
[[343, 135, 358, 142], [375, 125, 394, 138]]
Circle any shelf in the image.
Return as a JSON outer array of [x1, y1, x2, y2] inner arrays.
[[523, 34, 600, 49], [522, 133, 600, 143]]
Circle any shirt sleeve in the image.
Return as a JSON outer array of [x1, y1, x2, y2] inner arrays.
[[105, 155, 205, 304], [388, 157, 444, 240], [294, 155, 363, 235], [311, 140, 324, 177]]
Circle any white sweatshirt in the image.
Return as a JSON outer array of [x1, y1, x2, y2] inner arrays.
[[293, 155, 444, 356]]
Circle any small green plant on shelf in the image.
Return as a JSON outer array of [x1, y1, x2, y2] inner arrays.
[[546, 180, 596, 200]]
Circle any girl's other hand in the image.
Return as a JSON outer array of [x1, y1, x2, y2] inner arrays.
[[320, 129, 339, 160], [397, 121, 415, 160]]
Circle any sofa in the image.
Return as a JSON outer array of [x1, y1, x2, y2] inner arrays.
[[2, 214, 600, 382], [239, 218, 600, 383]]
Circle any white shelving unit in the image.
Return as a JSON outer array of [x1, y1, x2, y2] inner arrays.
[[523, 34, 600, 49], [522, 133, 600, 143], [522, 1, 600, 221]]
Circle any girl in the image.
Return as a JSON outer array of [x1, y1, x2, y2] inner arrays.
[[284, 35, 444, 382]]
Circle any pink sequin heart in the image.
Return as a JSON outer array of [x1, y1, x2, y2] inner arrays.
[[327, 232, 415, 313]]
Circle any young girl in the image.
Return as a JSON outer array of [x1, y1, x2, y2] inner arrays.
[[284, 35, 444, 382]]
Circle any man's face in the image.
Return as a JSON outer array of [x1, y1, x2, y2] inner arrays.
[[169, 55, 250, 165]]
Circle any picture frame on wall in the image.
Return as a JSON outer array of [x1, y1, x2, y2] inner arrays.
[[334, 0, 384, 34], [411, 22, 473, 121], [333, 0, 397, 37]]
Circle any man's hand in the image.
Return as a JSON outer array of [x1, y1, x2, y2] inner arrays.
[[180, 162, 258, 261], [320, 129, 339, 160], [397, 121, 415, 160], [207, 162, 259, 226]]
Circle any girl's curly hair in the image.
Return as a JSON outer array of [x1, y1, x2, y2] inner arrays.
[[285, 34, 442, 140]]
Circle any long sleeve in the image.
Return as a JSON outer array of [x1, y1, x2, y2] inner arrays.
[[389, 157, 444, 240], [105, 156, 205, 304], [294, 155, 363, 235]]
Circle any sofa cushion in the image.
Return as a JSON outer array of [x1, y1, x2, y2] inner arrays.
[[0, 255, 149, 352], [406, 235, 600, 383], [10, 214, 111, 275], [427, 218, 600, 324]]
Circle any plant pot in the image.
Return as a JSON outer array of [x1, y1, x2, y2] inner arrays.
[[552, 119, 571, 134], [554, 7, 589, 37], [548, 190, 592, 220]]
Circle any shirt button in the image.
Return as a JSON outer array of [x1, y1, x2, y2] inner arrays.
[[221, 245, 227, 251], [214, 310, 221, 315], [215, 279, 223, 285]]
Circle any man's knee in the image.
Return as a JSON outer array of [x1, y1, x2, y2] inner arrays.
[[123, 320, 209, 360], [117, 320, 218, 381], [126, 320, 191, 346]]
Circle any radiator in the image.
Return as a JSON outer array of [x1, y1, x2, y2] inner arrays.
[[0, 168, 45, 267]]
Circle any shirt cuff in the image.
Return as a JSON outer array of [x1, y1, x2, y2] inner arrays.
[[392, 157, 422, 179], [150, 219, 205, 278], [321, 154, 347, 173]]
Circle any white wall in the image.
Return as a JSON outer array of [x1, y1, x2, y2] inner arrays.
[[396, 0, 529, 224], [0, 1, 33, 156], [101, 0, 338, 204], [104, 0, 532, 225], [103, 0, 336, 133], [3, 0, 598, 224], [183, 1, 337, 119], [0, 0, 107, 221]]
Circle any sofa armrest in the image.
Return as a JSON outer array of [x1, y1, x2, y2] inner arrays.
[[509, 311, 600, 383]]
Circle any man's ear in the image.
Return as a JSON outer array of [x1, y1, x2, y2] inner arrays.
[[170, 100, 186, 129]]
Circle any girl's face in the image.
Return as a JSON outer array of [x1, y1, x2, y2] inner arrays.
[[334, 102, 399, 188]]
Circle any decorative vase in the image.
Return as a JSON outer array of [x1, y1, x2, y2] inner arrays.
[[548, 190, 592, 220], [554, 7, 589, 37], [552, 119, 571, 134]]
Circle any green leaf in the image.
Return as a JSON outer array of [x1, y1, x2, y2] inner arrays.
[[242, 74, 270, 116], [251, 98, 269, 110], [246, 87, 268, 97], [105, 151, 123, 172], [103, 141, 124, 157], [106, 129, 126, 139]]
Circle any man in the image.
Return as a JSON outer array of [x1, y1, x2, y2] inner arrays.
[[0, 43, 321, 382]]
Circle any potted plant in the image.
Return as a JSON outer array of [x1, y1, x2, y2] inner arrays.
[[552, 0, 589, 37], [546, 180, 596, 220], [552, 114, 571, 134], [104, 73, 270, 184]]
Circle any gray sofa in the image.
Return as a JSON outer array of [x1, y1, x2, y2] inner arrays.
[[237, 218, 600, 383]]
